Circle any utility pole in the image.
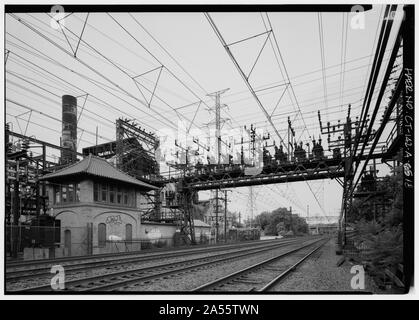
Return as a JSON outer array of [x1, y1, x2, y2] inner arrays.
[[215, 190, 219, 243], [223, 190, 232, 242], [249, 186, 254, 228], [224, 191, 227, 242], [207, 88, 229, 243], [290, 206, 293, 234]]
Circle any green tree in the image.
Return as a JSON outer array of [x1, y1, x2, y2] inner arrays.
[[253, 207, 309, 236]]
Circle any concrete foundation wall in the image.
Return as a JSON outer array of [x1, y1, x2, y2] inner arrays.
[[140, 222, 177, 247]]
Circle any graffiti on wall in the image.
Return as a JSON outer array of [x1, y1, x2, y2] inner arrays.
[[145, 227, 162, 240], [105, 215, 122, 225]]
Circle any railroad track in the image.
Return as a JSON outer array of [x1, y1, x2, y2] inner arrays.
[[6, 238, 303, 281], [191, 238, 328, 292], [6, 238, 280, 270], [9, 237, 315, 292]]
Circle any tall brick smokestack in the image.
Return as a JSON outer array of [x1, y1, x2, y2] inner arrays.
[[61, 95, 77, 165]]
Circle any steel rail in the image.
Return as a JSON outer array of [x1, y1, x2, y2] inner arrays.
[[191, 238, 327, 292], [5, 240, 296, 280], [10, 238, 312, 292], [258, 240, 327, 291], [6, 238, 297, 281], [6, 237, 293, 270]]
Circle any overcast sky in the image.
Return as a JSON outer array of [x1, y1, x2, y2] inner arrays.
[[5, 5, 403, 222]]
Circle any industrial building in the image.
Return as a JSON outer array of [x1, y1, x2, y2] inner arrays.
[[40, 154, 158, 256]]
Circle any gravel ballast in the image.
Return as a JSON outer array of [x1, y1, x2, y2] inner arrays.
[[6, 238, 307, 291], [267, 238, 381, 293], [117, 238, 320, 291]]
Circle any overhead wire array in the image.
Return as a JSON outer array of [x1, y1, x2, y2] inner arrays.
[[317, 13, 329, 120], [5, 10, 390, 222]]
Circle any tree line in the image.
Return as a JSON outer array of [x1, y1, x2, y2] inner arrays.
[[250, 207, 309, 236]]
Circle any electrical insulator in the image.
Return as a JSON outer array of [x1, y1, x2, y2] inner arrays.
[[22, 140, 29, 150]]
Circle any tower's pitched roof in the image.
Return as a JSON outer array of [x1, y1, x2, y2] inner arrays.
[[40, 154, 158, 190]]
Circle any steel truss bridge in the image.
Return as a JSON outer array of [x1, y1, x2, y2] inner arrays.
[[164, 148, 394, 244], [173, 153, 388, 191]]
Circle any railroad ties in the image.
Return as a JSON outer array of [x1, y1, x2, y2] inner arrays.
[[7, 237, 315, 292]]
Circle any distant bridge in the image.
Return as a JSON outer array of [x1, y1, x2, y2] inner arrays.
[[305, 216, 339, 224]]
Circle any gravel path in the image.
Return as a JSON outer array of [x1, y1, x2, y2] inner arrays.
[[267, 238, 382, 293]]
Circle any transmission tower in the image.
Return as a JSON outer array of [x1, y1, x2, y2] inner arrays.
[[207, 88, 229, 242]]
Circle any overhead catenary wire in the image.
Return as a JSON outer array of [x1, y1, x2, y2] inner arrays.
[[4, 46, 162, 133], [262, 13, 311, 141], [107, 13, 214, 127], [6, 34, 388, 159], [317, 13, 329, 120], [159, 56, 389, 125], [5, 32, 173, 132], [6, 111, 96, 148], [6, 16, 388, 141], [338, 12, 349, 112], [169, 48, 390, 119], [8, 12, 182, 131], [6, 69, 115, 128], [8, 27, 380, 132], [6, 99, 113, 143], [204, 12, 287, 150], [204, 12, 330, 218], [52, 12, 215, 135], [128, 12, 210, 96]]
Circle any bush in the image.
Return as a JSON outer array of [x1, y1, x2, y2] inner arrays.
[[348, 170, 404, 288], [351, 218, 403, 287]]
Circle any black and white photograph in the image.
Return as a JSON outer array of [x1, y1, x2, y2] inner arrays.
[[2, 2, 415, 298]]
